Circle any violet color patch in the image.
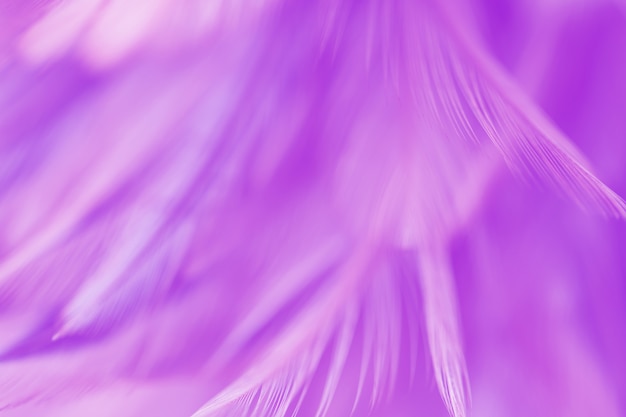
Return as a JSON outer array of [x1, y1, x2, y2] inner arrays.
[[0, 0, 625, 416]]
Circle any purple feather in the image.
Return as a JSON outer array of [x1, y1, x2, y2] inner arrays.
[[0, 0, 625, 416]]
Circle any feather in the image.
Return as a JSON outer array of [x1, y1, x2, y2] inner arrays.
[[417, 245, 469, 417], [0, 0, 624, 416]]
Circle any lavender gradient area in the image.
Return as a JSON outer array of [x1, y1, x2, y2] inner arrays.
[[0, 0, 626, 416]]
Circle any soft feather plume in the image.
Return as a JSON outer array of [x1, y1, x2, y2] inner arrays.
[[0, 0, 625, 416]]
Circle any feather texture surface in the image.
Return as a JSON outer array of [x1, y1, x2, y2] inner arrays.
[[0, 0, 625, 416]]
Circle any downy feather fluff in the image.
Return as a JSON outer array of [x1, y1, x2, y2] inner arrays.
[[0, 0, 625, 416]]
